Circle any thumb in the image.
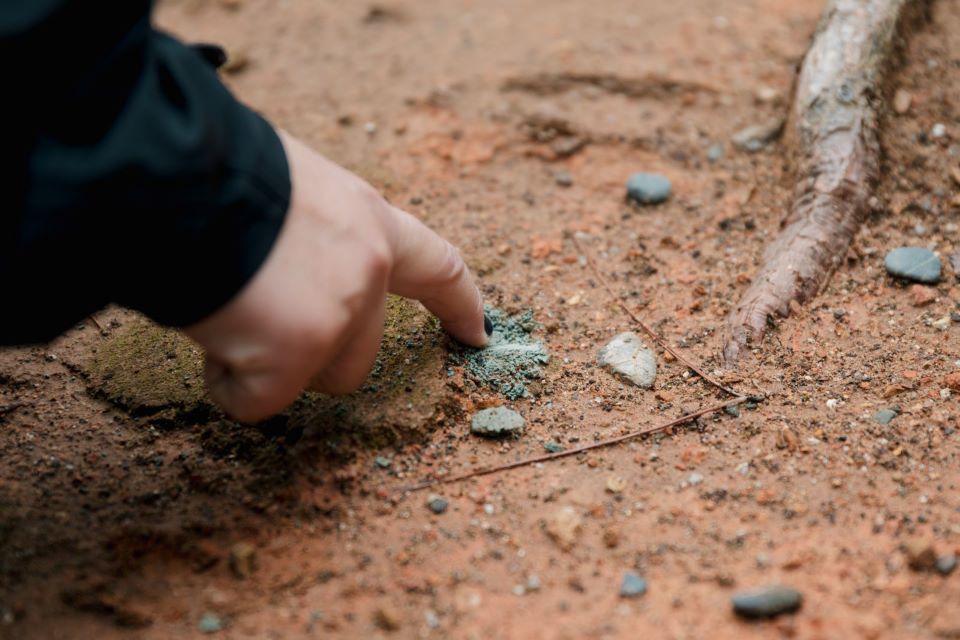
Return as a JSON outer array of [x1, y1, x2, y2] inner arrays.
[[203, 356, 305, 423]]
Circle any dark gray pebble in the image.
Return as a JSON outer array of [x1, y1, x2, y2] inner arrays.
[[426, 495, 448, 515], [884, 247, 942, 284], [937, 554, 957, 576], [619, 572, 647, 598], [626, 173, 672, 205], [732, 585, 802, 619], [724, 404, 741, 418]]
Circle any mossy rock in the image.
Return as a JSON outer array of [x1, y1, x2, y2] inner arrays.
[[85, 319, 208, 418], [83, 298, 454, 448]]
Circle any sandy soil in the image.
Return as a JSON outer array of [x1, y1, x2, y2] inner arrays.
[[2, 0, 960, 638]]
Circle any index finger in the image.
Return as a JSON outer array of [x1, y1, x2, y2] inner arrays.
[[385, 206, 488, 348]]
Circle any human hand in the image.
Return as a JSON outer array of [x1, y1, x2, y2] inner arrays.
[[184, 132, 487, 422]]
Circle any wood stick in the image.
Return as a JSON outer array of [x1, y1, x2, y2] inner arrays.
[[400, 396, 748, 493]]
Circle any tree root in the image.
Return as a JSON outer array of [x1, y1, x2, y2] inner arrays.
[[722, 0, 925, 365]]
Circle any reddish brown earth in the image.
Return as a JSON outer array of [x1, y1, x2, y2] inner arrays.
[[2, 0, 960, 638]]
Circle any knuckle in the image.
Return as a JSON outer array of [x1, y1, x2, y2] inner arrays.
[[435, 241, 467, 286]]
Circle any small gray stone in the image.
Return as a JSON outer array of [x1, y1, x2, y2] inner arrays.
[[544, 441, 565, 453], [732, 585, 802, 619], [732, 117, 785, 152], [198, 613, 223, 634], [724, 404, 741, 418], [884, 247, 942, 284], [597, 332, 657, 388], [554, 171, 573, 187], [626, 173, 672, 205], [707, 143, 724, 163], [873, 409, 897, 425], [375, 456, 391, 468], [936, 554, 957, 576], [426, 495, 448, 514], [471, 407, 525, 437], [619, 572, 647, 598]]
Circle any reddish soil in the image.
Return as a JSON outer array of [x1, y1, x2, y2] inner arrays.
[[2, 0, 960, 638]]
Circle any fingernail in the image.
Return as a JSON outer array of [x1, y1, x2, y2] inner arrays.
[[484, 313, 493, 336]]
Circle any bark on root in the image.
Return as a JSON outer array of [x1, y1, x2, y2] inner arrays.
[[722, 0, 921, 365]]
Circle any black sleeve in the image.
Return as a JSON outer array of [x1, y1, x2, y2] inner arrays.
[[0, 0, 291, 344]]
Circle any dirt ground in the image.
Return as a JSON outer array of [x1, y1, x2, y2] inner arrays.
[[2, 0, 960, 638]]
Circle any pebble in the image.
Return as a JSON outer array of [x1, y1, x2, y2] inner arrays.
[[554, 171, 573, 187], [544, 441, 565, 453], [471, 407, 525, 437], [426, 495, 448, 514], [597, 332, 657, 388], [545, 506, 582, 551], [707, 143, 724, 163], [873, 409, 897, 425], [375, 456, 392, 468], [619, 572, 648, 598], [687, 472, 704, 486], [932, 123, 947, 139], [229, 542, 257, 579], [373, 606, 402, 632], [884, 247, 941, 284], [626, 173, 672, 205], [198, 613, 223, 634], [724, 404, 741, 418], [893, 89, 913, 115], [906, 538, 938, 571], [732, 585, 803, 619], [732, 117, 785, 152], [909, 284, 936, 307], [936, 554, 958, 576]]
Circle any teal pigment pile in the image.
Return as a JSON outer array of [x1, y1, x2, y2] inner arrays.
[[455, 308, 549, 400]]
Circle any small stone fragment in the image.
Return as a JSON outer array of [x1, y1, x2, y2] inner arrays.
[[932, 123, 947, 139], [905, 538, 937, 571], [545, 506, 582, 552], [884, 247, 941, 284], [605, 476, 626, 494], [426, 495, 448, 514], [229, 542, 257, 579], [597, 332, 657, 388], [909, 284, 936, 307], [373, 606, 402, 632], [936, 554, 958, 576], [544, 441, 565, 453], [873, 409, 897, 425], [554, 170, 573, 187], [626, 173, 672, 205], [619, 572, 647, 598], [198, 613, 223, 634], [732, 585, 802, 619], [707, 143, 724, 163], [724, 404, 740, 418], [471, 407, 525, 437], [892, 89, 912, 115], [732, 117, 785, 152], [375, 456, 392, 468]]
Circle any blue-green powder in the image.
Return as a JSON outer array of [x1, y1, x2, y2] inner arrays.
[[453, 308, 549, 399]]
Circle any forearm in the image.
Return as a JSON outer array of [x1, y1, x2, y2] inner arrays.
[[0, 1, 290, 344]]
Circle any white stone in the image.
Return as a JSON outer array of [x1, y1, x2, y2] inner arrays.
[[597, 332, 657, 388]]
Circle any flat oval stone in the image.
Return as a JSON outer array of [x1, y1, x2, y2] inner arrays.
[[626, 173, 672, 205], [732, 585, 802, 619], [471, 407, 525, 438], [597, 332, 657, 388], [884, 247, 941, 284]]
